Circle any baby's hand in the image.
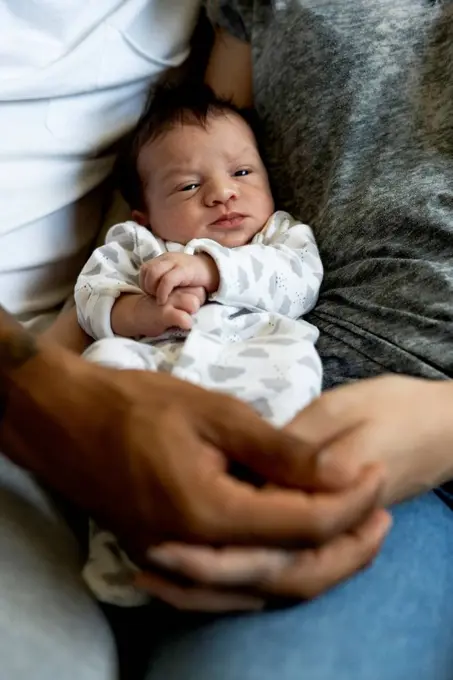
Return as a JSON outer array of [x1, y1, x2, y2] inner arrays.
[[140, 253, 219, 304], [164, 287, 207, 330], [111, 288, 206, 337]]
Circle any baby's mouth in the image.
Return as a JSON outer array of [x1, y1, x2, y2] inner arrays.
[[211, 213, 246, 229]]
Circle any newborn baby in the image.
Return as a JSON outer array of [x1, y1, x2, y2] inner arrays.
[[75, 82, 323, 605]]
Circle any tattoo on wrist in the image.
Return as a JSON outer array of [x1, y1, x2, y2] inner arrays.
[[0, 305, 39, 419]]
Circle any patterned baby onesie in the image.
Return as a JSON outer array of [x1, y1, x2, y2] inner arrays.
[[75, 210, 323, 605]]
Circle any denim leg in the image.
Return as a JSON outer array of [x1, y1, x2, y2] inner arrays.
[[145, 492, 453, 680]]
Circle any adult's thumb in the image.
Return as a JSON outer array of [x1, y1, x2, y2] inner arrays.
[[206, 401, 322, 490]]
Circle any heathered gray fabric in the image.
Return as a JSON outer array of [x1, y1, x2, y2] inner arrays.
[[208, 0, 453, 388]]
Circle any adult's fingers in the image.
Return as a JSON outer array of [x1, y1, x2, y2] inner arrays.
[[200, 465, 384, 546], [256, 508, 392, 599], [199, 398, 320, 489], [134, 570, 265, 612], [138, 510, 391, 605], [147, 543, 295, 586]]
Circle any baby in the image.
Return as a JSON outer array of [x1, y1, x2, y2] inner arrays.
[[76, 82, 324, 605]]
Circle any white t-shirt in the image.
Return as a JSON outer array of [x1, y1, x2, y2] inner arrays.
[[0, 0, 201, 325]]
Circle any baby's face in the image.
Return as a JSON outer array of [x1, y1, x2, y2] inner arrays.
[[134, 112, 275, 248]]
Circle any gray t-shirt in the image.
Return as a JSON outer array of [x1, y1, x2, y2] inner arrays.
[[208, 0, 453, 388]]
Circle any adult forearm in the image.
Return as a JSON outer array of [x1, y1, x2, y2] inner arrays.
[[41, 305, 92, 354], [0, 304, 54, 471], [0, 305, 39, 381], [0, 304, 100, 494]]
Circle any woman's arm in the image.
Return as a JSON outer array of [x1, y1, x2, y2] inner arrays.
[[205, 28, 253, 107]]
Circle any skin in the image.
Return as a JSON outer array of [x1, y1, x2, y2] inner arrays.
[[286, 375, 453, 507], [133, 28, 453, 609], [23, 28, 453, 613], [134, 112, 274, 247], [112, 111, 275, 337], [0, 303, 391, 612]]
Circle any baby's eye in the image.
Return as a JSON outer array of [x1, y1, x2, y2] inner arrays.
[[234, 169, 251, 177], [181, 183, 199, 192]]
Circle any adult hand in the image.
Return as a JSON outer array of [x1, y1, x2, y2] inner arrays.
[[134, 372, 453, 612], [1, 331, 385, 565], [134, 507, 391, 611], [286, 375, 453, 506]]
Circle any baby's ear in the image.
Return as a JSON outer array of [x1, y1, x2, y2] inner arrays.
[[131, 210, 149, 226]]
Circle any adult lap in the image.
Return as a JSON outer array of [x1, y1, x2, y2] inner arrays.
[[145, 493, 453, 680]]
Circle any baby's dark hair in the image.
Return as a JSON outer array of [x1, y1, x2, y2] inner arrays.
[[115, 81, 259, 210]]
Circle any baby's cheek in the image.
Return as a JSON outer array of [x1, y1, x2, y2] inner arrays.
[[258, 191, 275, 220], [156, 205, 202, 244]]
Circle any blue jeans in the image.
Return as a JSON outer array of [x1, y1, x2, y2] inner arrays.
[[146, 492, 453, 680]]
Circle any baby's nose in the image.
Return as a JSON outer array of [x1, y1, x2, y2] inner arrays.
[[205, 178, 239, 205]]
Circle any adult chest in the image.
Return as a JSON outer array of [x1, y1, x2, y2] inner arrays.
[[249, 0, 453, 264]]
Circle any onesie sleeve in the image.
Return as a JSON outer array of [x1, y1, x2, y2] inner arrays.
[[74, 221, 163, 340], [186, 212, 323, 318]]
